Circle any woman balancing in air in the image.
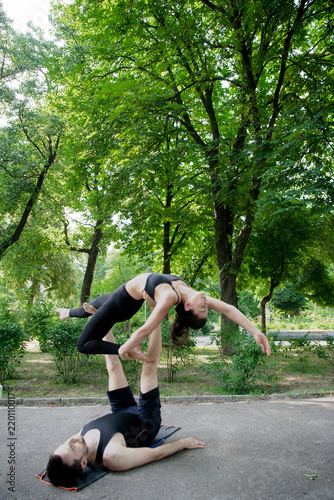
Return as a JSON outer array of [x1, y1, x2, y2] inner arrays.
[[55, 273, 271, 362]]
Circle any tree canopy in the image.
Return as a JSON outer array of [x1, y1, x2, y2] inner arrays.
[[0, 0, 333, 337]]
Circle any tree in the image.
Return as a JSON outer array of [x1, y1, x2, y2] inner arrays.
[[243, 201, 316, 332], [47, 7, 217, 297], [45, 109, 121, 304], [272, 283, 308, 317], [115, 124, 217, 279], [50, 0, 334, 350], [0, 7, 62, 260], [299, 259, 334, 308], [0, 212, 79, 305]]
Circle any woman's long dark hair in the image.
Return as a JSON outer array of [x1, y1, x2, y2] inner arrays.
[[170, 303, 207, 346]]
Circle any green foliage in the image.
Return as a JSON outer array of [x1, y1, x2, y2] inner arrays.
[[279, 336, 314, 373], [120, 357, 142, 393], [0, 305, 26, 386], [203, 331, 276, 394], [2, 0, 334, 346], [267, 305, 334, 331], [314, 335, 334, 368], [300, 259, 334, 308], [1, 216, 80, 304], [30, 306, 85, 383], [89, 250, 150, 298], [272, 283, 308, 316], [237, 290, 261, 319], [278, 335, 334, 373], [211, 321, 242, 356], [24, 299, 55, 352], [0, 9, 63, 261], [45, 320, 85, 383]]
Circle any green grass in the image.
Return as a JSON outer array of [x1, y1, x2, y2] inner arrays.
[[3, 344, 334, 400]]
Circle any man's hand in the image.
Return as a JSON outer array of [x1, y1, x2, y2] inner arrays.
[[254, 331, 271, 356], [119, 345, 155, 363], [182, 437, 205, 449]]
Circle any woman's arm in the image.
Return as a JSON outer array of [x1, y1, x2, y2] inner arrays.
[[207, 296, 271, 355], [118, 293, 175, 360]]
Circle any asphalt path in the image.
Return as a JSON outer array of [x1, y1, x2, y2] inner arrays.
[[0, 395, 333, 500]]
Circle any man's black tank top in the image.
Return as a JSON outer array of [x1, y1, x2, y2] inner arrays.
[[144, 274, 185, 303], [81, 413, 143, 464]]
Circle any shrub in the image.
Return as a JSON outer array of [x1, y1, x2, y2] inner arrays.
[[24, 299, 55, 352], [314, 335, 334, 367], [278, 335, 314, 373], [46, 320, 86, 383], [203, 331, 276, 394], [0, 310, 26, 386]]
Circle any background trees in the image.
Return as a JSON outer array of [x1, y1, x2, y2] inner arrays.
[[0, 4, 62, 261], [0, 0, 333, 342]]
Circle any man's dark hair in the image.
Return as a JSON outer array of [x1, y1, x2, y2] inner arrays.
[[47, 455, 82, 487]]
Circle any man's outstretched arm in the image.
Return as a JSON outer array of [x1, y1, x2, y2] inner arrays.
[[103, 434, 205, 472]]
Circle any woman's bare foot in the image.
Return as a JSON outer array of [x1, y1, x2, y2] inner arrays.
[[83, 303, 98, 315], [54, 308, 70, 321]]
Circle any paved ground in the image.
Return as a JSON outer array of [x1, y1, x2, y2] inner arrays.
[[0, 395, 333, 500]]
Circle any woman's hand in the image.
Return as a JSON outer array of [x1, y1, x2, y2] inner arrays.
[[119, 345, 155, 363], [254, 331, 271, 356]]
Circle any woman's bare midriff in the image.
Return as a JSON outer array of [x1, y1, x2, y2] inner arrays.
[[125, 273, 185, 305]]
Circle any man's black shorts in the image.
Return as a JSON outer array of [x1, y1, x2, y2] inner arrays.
[[107, 385, 161, 446]]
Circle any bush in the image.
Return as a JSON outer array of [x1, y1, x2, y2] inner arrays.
[[24, 299, 55, 352], [46, 320, 86, 383], [314, 335, 334, 367], [203, 331, 276, 394], [0, 310, 26, 386], [23, 301, 85, 383]]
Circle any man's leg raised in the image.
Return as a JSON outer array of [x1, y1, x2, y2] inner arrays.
[[104, 330, 128, 391], [140, 325, 162, 394]]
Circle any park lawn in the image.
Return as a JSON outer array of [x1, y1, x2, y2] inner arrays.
[[3, 345, 334, 400]]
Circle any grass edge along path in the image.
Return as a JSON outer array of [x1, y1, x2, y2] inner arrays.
[[2, 341, 334, 404]]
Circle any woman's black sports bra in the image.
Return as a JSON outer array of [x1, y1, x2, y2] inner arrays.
[[144, 273, 185, 303]]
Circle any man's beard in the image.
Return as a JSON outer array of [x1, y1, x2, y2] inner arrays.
[[79, 436, 89, 456]]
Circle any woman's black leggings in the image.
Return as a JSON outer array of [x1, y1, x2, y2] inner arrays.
[[69, 293, 113, 318], [74, 284, 144, 355]]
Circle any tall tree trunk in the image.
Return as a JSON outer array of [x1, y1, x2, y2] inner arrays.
[[64, 219, 104, 304], [80, 222, 103, 304], [163, 219, 172, 275], [261, 267, 282, 333], [214, 199, 239, 353], [260, 279, 280, 334]]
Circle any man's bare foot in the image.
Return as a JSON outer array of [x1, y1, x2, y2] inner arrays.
[[54, 308, 70, 321], [83, 303, 97, 315]]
